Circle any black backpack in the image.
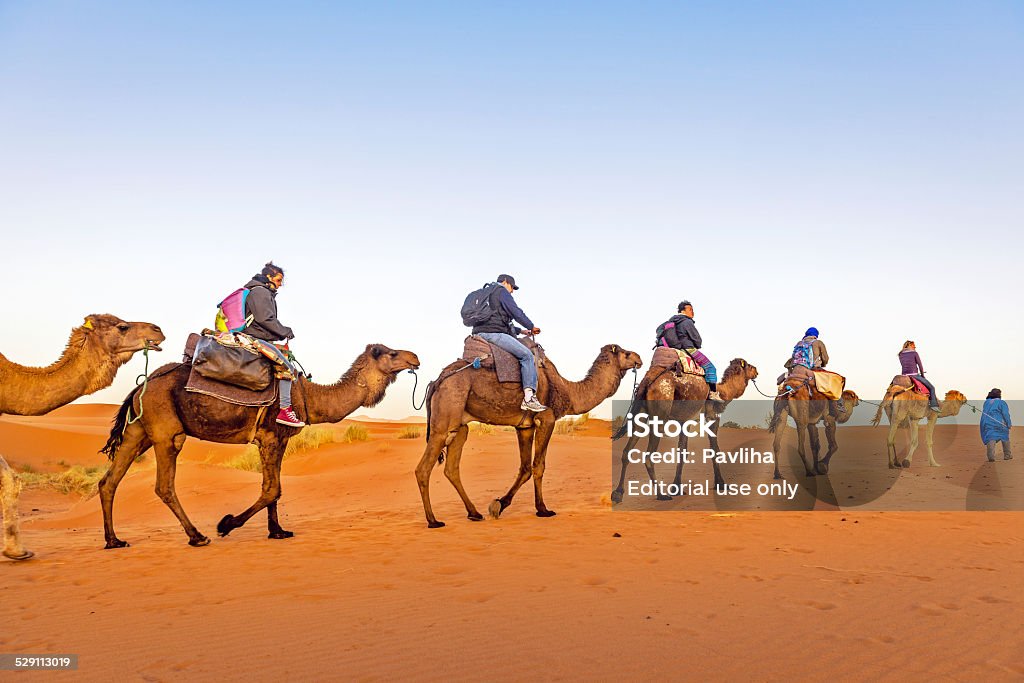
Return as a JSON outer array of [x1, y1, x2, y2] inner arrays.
[[461, 283, 500, 327], [653, 319, 674, 349]]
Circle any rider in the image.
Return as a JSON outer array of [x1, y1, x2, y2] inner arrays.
[[784, 327, 845, 414], [660, 300, 725, 404], [241, 262, 305, 428], [899, 340, 940, 412], [471, 274, 547, 412]]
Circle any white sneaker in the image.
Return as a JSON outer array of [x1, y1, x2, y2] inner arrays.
[[522, 396, 548, 412]]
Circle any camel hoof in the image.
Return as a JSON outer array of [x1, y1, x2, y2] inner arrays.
[[217, 514, 236, 537], [3, 549, 34, 561], [816, 464, 828, 475], [189, 536, 212, 547], [268, 530, 294, 539], [773, 473, 783, 481], [930, 463, 942, 468], [805, 471, 816, 478], [104, 539, 130, 550], [610, 490, 623, 504], [656, 494, 673, 501], [901, 459, 911, 468], [427, 520, 446, 529], [467, 512, 484, 521], [536, 510, 556, 518], [488, 499, 504, 519]]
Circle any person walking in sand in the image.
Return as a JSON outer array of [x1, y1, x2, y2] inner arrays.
[[981, 388, 1012, 462], [898, 340, 940, 412]]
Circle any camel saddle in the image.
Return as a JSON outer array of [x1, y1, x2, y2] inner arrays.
[[891, 374, 929, 397], [182, 333, 279, 407], [650, 347, 705, 376], [462, 335, 545, 384]]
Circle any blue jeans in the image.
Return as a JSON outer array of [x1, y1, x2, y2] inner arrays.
[[910, 374, 939, 409], [477, 333, 538, 390], [253, 339, 297, 409]]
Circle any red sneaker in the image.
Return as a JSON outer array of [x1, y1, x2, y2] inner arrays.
[[276, 407, 306, 428]]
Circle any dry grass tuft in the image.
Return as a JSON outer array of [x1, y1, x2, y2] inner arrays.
[[397, 426, 422, 439], [225, 425, 342, 472], [19, 465, 106, 496], [554, 412, 590, 436]]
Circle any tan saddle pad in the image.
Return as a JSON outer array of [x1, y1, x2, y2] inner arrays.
[[650, 347, 706, 376], [812, 370, 846, 400], [183, 333, 279, 407], [462, 335, 544, 384]]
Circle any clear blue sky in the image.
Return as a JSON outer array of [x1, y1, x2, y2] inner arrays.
[[1, 1, 1021, 418]]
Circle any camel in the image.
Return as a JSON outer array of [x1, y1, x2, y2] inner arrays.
[[415, 343, 642, 527], [0, 314, 165, 561], [769, 385, 859, 479], [870, 384, 967, 468], [98, 343, 420, 548], [611, 358, 759, 503]]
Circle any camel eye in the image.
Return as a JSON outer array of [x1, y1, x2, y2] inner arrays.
[[390, 351, 398, 358], [117, 324, 131, 333]]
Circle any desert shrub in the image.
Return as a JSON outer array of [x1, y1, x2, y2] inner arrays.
[[225, 425, 341, 471], [342, 424, 370, 443], [469, 422, 494, 435], [554, 412, 590, 436], [720, 421, 741, 429], [397, 426, 422, 439], [19, 465, 106, 496]]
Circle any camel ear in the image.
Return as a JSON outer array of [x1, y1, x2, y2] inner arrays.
[[83, 317, 94, 330], [369, 345, 384, 359]]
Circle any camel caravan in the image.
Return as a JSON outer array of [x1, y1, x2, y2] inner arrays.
[[0, 268, 1003, 557]]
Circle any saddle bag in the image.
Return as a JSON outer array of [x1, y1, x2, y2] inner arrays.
[[192, 335, 272, 391]]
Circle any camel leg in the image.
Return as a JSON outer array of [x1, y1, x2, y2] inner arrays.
[[491, 426, 534, 518], [820, 417, 838, 474], [218, 441, 285, 538], [886, 419, 901, 468], [903, 421, 920, 468], [531, 419, 558, 517], [706, 414, 726, 488], [925, 418, 940, 467], [1, 456, 32, 561], [771, 402, 788, 480], [611, 432, 641, 503], [807, 423, 822, 473], [415, 430, 452, 528], [153, 435, 210, 546], [265, 502, 291, 538], [645, 432, 672, 500], [98, 423, 152, 549], [795, 417, 815, 477], [672, 434, 690, 488], [441, 425, 483, 521]]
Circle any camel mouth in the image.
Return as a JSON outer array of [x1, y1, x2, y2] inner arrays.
[[144, 340, 164, 352]]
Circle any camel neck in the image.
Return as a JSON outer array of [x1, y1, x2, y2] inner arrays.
[[553, 355, 626, 416], [302, 362, 394, 424], [0, 333, 121, 416]]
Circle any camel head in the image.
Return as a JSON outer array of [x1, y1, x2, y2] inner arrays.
[[365, 344, 421, 376], [724, 358, 758, 383], [838, 389, 860, 424], [79, 314, 165, 363], [942, 390, 967, 415], [602, 344, 642, 375]]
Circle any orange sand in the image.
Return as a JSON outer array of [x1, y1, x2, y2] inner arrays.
[[1, 408, 1021, 680]]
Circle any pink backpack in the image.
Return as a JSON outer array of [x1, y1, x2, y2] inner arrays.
[[215, 288, 254, 333]]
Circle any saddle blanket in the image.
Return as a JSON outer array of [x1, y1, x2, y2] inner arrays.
[[891, 374, 930, 397], [650, 347, 706, 376], [462, 335, 543, 384], [812, 370, 846, 400]]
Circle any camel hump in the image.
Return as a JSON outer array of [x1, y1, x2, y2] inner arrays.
[[889, 374, 928, 396]]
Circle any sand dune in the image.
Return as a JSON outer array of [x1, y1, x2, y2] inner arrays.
[[1, 412, 1021, 680]]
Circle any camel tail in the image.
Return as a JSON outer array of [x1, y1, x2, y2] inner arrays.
[[767, 397, 787, 434], [424, 381, 437, 442], [100, 385, 142, 458]]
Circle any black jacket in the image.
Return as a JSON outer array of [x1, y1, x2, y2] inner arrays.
[[243, 278, 294, 342], [471, 285, 535, 336], [662, 314, 702, 349]]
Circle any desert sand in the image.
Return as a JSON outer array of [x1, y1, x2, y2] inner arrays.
[[2, 406, 1021, 681]]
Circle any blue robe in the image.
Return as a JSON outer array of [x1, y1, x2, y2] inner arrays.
[[980, 398, 1012, 444]]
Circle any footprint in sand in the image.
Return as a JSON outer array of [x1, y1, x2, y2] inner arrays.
[[433, 565, 465, 576], [913, 603, 961, 616], [581, 576, 609, 586], [976, 595, 1011, 604], [801, 600, 838, 611]]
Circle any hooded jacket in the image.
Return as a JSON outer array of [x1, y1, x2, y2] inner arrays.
[[785, 335, 829, 370], [662, 314, 702, 350], [471, 285, 535, 336], [243, 277, 294, 342]]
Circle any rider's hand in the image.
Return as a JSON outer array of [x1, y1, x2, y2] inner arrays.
[[531, 327, 541, 335]]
